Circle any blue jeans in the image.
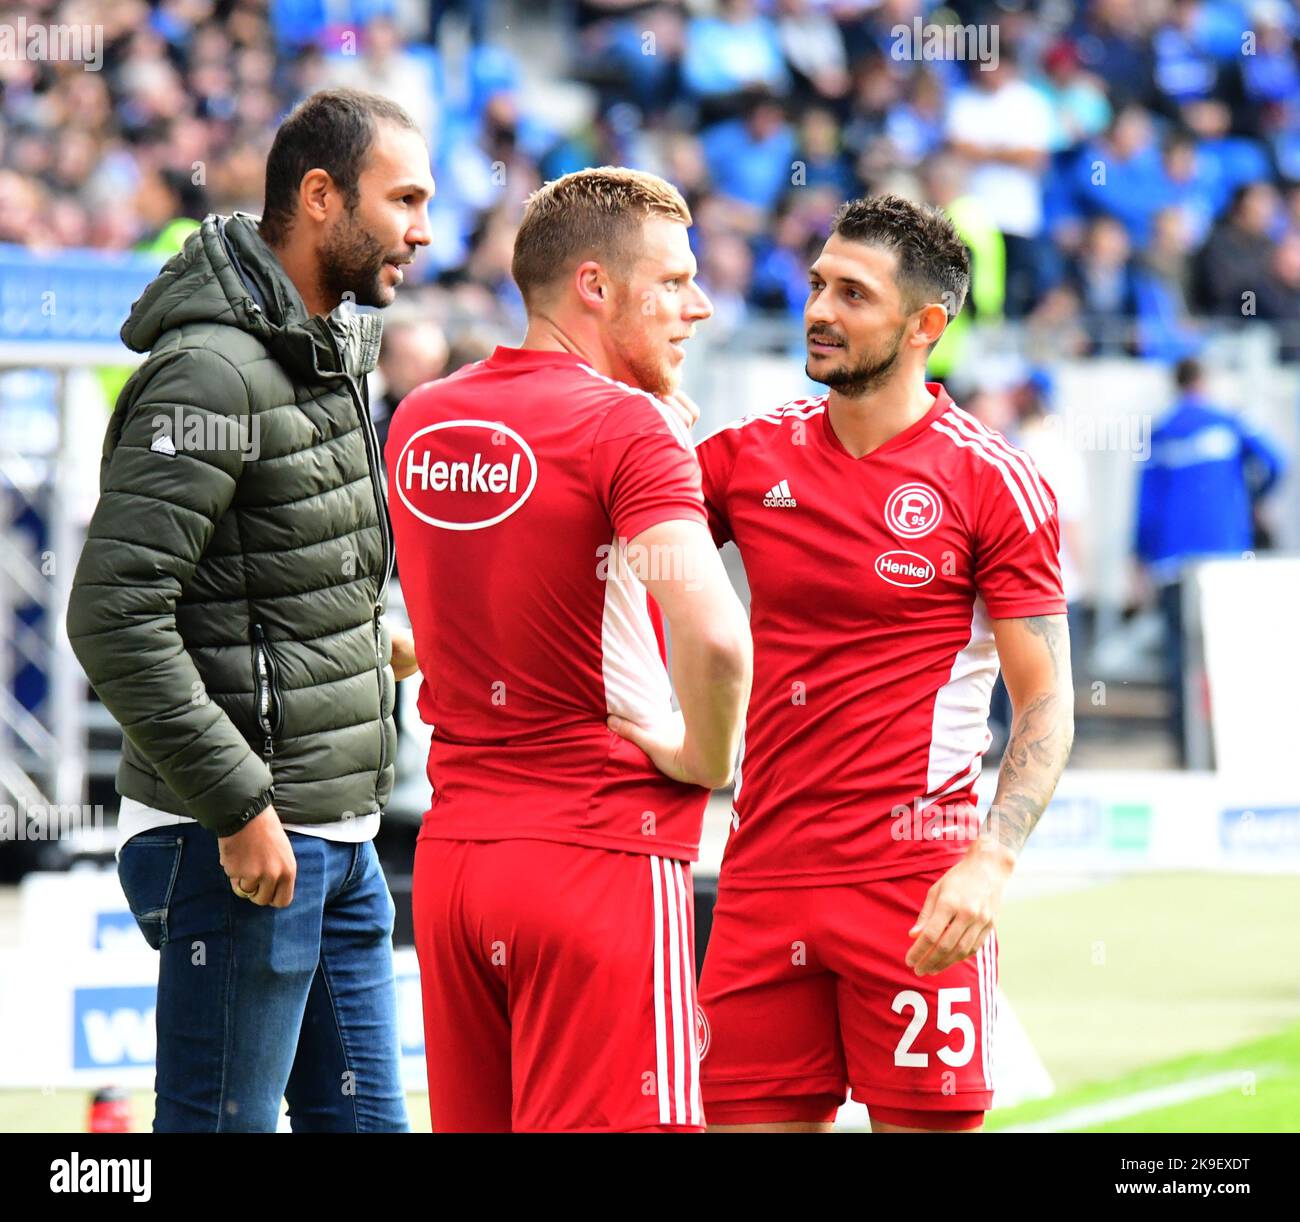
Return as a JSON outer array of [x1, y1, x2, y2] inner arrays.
[[117, 824, 409, 1132]]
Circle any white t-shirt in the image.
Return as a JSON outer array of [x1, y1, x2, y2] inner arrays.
[[945, 80, 1052, 238], [116, 796, 380, 859]]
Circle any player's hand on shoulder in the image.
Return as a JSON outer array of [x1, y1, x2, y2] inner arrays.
[[661, 390, 701, 432]]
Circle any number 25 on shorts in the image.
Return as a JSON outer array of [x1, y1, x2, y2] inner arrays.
[[892, 988, 976, 1068]]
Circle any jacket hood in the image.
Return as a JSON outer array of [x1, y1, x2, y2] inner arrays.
[[120, 212, 383, 384]]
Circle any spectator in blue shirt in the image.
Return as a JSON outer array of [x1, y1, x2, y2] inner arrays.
[[1067, 0, 1154, 108], [793, 107, 856, 196], [1073, 105, 1166, 246], [883, 69, 947, 167], [1065, 215, 1140, 352], [1220, 1, 1299, 138], [1135, 356, 1287, 761], [701, 91, 797, 214], [683, 0, 788, 101], [1151, 0, 1221, 108], [1134, 206, 1205, 361], [1151, 129, 1221, 245], [750, 194, 821, 318]]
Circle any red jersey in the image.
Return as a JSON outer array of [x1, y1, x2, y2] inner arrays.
[[386, 346, 710, 861], [695, 382, 1066, 888]]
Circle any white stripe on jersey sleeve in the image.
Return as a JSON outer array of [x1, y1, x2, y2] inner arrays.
[[944, 407, 1052, 525], [952, 406, 1055, 514], [696, 395, 829, 446], [931, 419, 1038, 533]]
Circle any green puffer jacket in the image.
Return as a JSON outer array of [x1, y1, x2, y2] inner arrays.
[[68, 213, 397, 837]]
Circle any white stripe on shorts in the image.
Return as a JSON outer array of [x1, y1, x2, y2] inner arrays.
[[672, 860, 701, 1126], [662, 858, 687, 1124], [649, 855, 669, 1124], [976, 941, 991, 1091]]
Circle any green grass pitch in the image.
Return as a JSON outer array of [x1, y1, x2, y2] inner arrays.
[[3, 873, 1297, 1132]]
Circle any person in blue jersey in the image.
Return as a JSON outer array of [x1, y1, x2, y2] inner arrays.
[[1135, 357, 1287, 764]]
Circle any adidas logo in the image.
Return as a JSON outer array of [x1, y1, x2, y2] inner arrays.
[[762, 479, 796, 508], [150, 434, 177, 457]]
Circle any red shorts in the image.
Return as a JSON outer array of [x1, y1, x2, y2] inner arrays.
[[699, 870, 996, 1129], [413, 837, 704, 1132]]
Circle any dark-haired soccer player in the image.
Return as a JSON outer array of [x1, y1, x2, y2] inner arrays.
[[617, 195, 1074, 1132], [387, 168, 752, 1132]]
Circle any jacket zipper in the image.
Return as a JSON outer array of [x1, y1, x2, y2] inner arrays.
[[252, 624, 283, 759], [373, 606, 388, 776], [323, 322, 393, 781], [324, 325, 394, 604]]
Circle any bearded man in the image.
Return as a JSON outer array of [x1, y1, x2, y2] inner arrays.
[[67, 89, 434, 1132]]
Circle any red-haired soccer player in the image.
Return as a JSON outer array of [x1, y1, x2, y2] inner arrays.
[[387, 168, 752, 1132]]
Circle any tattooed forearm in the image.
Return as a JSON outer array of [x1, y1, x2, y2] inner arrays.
[[1022, 614, 1067, 682], [985, 616, 1075, 856]]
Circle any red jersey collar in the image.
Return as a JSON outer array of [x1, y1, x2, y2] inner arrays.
[[485, 345, 590, 369], [821, 381, 953, 460]]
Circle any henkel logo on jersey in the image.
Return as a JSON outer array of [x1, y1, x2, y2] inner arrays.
[[884, 482, 943, 539], [394, 420, 538, 531], [875, 550, 936, 588]]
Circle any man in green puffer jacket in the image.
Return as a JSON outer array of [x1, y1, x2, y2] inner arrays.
[[66, 89, 434, 1132]]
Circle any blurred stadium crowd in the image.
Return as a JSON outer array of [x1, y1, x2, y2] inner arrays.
[[0, 0, 1295, 775], [3, 0, 1300, 372]]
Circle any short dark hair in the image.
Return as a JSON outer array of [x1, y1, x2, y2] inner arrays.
[[158, 167, 208, 221], [1175, 356, 1202, 390], [260, 88, 421, 245], [830, 194, 971, 322]]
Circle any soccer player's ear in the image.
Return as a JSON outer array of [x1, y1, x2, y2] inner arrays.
[[916, 302, 949, 347], [575, 260, 606, 309], [299, 167, 334, 227]]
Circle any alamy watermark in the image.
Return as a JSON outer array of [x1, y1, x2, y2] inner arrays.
[[50, 1153, 150, 1203], [891, 799, 982, 843], [151, 406, 261, 460], [0, 18, 103, 71], [0, 801, 105, 846], [1040, 408, 1153, 460], [890, 19, 999, 71], [596, 538, 702, 591]]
